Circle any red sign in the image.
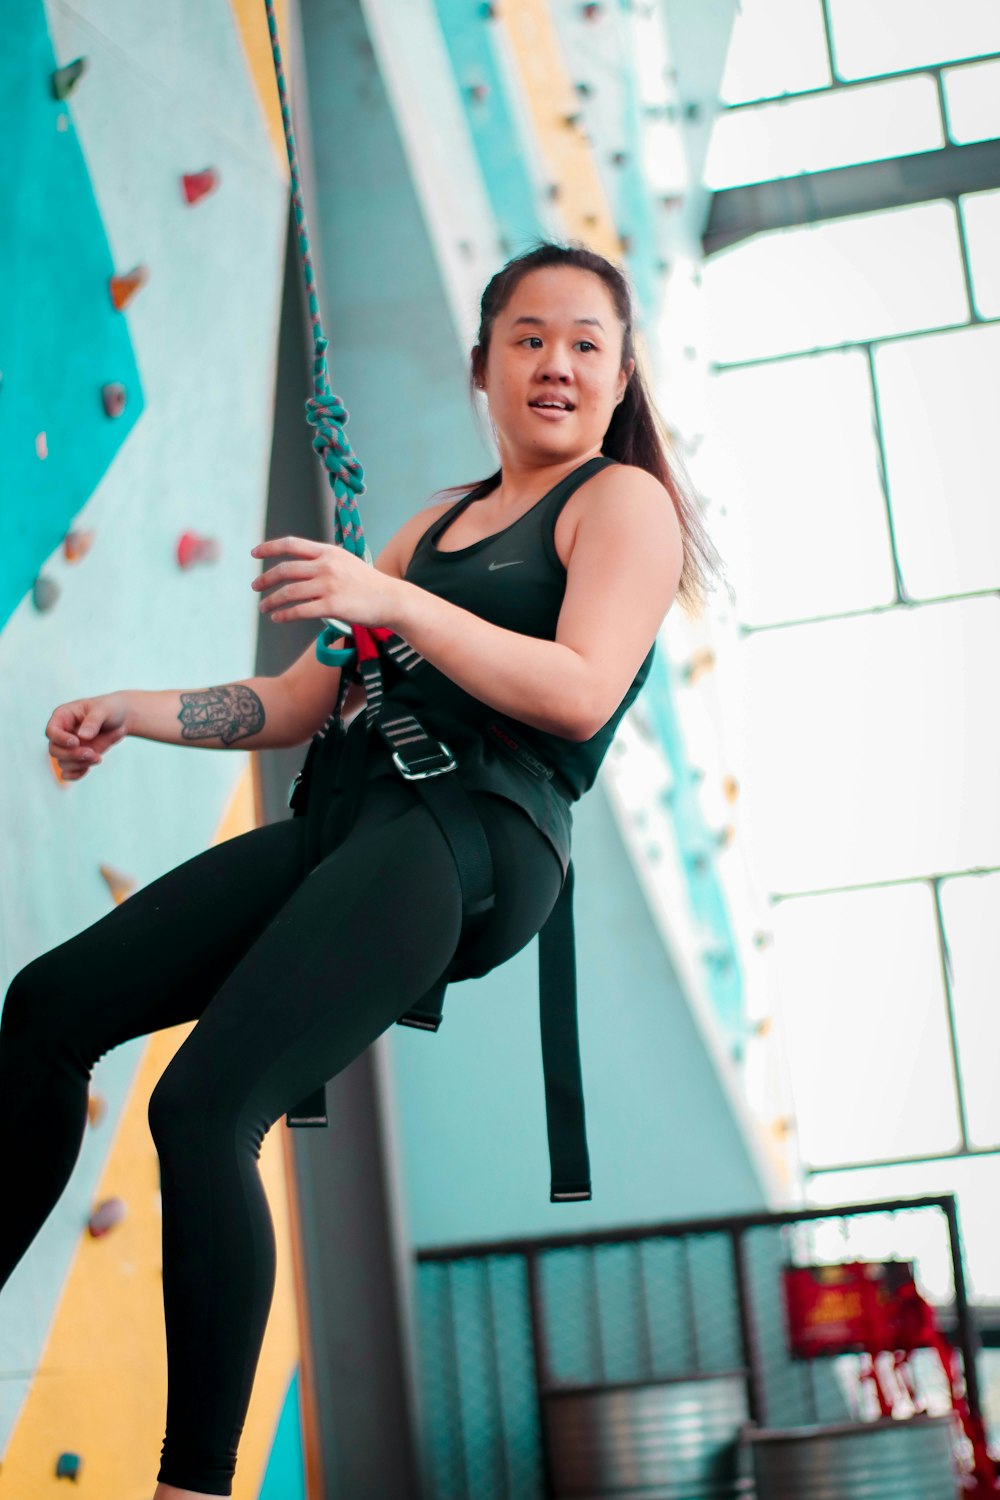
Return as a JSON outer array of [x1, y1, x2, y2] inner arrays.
[[782, 1260, 921, 1359]]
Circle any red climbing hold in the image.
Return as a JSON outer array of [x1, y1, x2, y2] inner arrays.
[[176, 531, 221, 569], [55, 1451, 82, 1480], [101, 382, 126, 418], [181, 168, 220, 205], [51, 58, 87, 100], [109, 266, 149, 311], [87, 1196, 127, 1238], [64, 527, 96, 562]]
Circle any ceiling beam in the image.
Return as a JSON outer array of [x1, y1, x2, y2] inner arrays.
[[703, 137, 1000, 255]]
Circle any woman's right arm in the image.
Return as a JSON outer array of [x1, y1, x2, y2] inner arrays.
[[48, 496, 450, 780], [46, 638, 350, 780]]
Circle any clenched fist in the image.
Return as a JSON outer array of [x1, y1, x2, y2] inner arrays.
[[46, 694, 131, 781]]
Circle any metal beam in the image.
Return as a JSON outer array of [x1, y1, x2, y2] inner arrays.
[[703, 137, 1000, 255]]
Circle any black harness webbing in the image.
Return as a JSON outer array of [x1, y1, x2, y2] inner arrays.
[[283, 677, 592, 1203]]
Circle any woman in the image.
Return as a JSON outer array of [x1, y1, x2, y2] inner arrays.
[[0, 243, 720, 1499]]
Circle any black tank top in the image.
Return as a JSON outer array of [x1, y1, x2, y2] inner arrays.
[[366, 454, 656, 873]]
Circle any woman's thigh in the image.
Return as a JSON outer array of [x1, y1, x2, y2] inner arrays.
[[6, 817, 310, 1057], [151, 781, 466, 1140], [150, 778, 565, 1137]]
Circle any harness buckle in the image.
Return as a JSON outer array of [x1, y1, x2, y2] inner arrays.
[[391, 741, 457, 780]]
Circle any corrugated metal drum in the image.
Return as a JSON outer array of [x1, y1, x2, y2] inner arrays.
[[746, 1414, 959, 1499], [543, 1373, 752, 1498]]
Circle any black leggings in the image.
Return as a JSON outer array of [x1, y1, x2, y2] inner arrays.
[[0, 772, 563, 1495]]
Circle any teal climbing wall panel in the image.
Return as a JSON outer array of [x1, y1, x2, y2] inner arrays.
[[0, 2, 144, 633]]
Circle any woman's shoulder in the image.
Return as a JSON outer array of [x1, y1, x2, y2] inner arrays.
[[560, 460, 675, 544], [589, 459, 670, 501]]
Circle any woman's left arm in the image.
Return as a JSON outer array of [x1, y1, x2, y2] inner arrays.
[[253, 466, 683, 741], [391, 466, 682, 740]]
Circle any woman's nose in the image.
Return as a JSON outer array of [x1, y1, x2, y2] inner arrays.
[[536, 356, 573, 382]]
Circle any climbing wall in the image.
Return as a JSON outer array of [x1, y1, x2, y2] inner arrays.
[[0, 2, 311, 1494]]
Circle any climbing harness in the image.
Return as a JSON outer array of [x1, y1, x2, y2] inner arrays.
[[264, 0, 591, 1202]]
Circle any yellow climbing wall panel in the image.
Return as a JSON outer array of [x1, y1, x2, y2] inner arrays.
[[0, 765, 300, 1498], [499, 0, 619, 254], [229, 0, 292, 173]]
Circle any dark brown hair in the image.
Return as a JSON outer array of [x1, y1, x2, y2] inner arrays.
[[454, 240, 726, 619]]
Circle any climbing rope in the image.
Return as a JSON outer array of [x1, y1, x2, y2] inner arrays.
[[264, 0, 369, 664]]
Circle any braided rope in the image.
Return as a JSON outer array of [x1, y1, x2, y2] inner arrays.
[[264, 0, 367, 560]]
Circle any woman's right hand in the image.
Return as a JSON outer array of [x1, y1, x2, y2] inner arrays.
[[46, 693, 131, 780]]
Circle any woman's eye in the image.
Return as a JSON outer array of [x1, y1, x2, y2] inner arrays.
[[576, 340, 597, 352]]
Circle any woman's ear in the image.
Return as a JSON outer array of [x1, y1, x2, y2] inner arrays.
[[615, 358, 635, 404]]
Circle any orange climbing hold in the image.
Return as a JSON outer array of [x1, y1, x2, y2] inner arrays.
[[64, 527, 96, 562], [181, 167, 220, 205], [109, 266, 149, 311], [99, 864, 136, 905], [176, 530, 221, 569], [101, 381, 127, 417], [87, 1197, 127, 1238], [87, 1092, 107, 1127]]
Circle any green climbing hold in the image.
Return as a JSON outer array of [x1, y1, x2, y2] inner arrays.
[[32, 576, 60, 612], [51, 58, 87, 101]]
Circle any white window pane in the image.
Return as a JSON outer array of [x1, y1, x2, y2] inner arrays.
[[940, 875, 1000, 1149], [962, 188, 1000, 316], [773, 884, 961, 1167], [944, 57, 1000, 144], [702, 351, 895, 624], [807, 1156, 1000, 1302], [875, 324, 1000, 597], [733, 597, 1000, 893], [828, 0, 1000, 80], [704, 202, 968, 362], [720, 0, 831, 105], [705, 75, 943, 190]]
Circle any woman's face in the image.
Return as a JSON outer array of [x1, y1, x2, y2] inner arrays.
[[478, 266, 634, 465]]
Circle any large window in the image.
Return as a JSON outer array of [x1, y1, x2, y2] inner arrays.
[[698, 0, 1000, 1334]]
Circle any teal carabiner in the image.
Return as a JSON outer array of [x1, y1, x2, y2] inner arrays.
[[316, 625, 357, 668]]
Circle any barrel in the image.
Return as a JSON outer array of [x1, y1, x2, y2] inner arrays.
[[543, 1373, 752, 1498], [745, 1414, 959, 1500]]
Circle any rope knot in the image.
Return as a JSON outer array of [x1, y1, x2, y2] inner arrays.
[[305, 395, 366, 498]]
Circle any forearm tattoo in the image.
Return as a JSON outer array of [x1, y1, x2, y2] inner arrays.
[[178, 684, 266, 746]]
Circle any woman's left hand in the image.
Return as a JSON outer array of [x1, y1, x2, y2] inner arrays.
[[250, 536, 403, 630]]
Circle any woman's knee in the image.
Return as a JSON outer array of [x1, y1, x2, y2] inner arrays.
[[1, 959, 62, 1050], [147, 1066, 203, 1155], [147, 1061, 250, 1161]]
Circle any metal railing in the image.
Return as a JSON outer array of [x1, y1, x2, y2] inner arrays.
[[412, 1194, 985, 1500]]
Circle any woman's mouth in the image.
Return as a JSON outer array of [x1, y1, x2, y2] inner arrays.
[[528, 398, 575, 419]]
